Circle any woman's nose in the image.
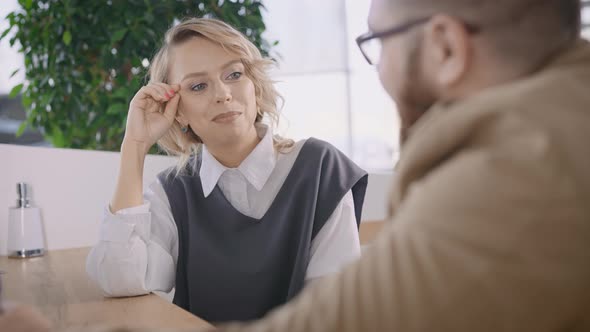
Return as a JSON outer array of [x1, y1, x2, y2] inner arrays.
[[215, 83, 232, 104]]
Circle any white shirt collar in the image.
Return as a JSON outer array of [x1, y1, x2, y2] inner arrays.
[[200, 124, 276, 197]]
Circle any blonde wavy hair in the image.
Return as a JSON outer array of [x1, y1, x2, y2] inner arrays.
[[148, 17, 293, 174]]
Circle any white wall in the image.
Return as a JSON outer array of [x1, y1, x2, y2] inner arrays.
[[0, 144, 392, 256], [0, 144, 176, 255]]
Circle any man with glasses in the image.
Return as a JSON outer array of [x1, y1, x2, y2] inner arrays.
[[2, 0, 589, 331]]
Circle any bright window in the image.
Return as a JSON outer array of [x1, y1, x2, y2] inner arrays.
[[263, 0, 399, 170], [0, 0, 24, 95]]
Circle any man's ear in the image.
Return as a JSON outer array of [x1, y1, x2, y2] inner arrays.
[[424, 14, 472, 87]]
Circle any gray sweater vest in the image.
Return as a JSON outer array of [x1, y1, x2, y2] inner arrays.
[[158, 138, 368, 323]]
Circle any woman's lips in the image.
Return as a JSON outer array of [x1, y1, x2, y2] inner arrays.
[[212, 111, 242, 123]]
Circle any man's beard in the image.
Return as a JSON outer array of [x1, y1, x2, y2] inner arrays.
[[396, 38, 437, 145]]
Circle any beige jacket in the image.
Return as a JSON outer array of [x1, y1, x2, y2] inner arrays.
[[214, 40, 590, 331]]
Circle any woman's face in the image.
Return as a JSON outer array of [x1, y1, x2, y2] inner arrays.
[[168, 37, 258, 147]]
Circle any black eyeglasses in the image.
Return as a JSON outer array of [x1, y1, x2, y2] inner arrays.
[[356, 16, 480, 65]]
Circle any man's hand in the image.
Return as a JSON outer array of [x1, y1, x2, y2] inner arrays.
[[0, 306, 52, 332]]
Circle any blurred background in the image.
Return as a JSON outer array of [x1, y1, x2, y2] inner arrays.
[[1, 0, 590, 171]]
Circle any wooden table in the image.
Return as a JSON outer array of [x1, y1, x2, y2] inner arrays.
[[0, 247, 211, 330]]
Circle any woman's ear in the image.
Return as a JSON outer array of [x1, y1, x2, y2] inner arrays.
[[175, 108, 187, 127]]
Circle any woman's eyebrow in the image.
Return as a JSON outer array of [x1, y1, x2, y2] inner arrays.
[[181, 60, 243, 82]]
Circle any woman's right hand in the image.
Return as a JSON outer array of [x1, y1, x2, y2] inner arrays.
[[123, 82, 181, 154]]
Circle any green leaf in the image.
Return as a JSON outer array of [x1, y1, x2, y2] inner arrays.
[[63, 30, 72, 45], [8, 83, 24, 98], [39, 91, 56, 105], [25, 0, 33, 10], [22, 95, 32, 107], [144, 13, 154, 24], [106, 103, 126, 115], [111, 28, 128, 43], [112, 88, 129, 99], [9, 68, 20, 78], [0, 27, 12, 41], [16, 121, 28, 137], [51, 125, 66, 147]]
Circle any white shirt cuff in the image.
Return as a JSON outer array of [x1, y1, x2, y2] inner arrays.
[[101, 205, 152, 243]]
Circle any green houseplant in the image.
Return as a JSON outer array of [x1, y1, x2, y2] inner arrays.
[[1, 0, 274, 151]]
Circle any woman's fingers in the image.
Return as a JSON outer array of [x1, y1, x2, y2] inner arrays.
[[151, 83, 173, 99], [163, 93, 181, 123], [131, 83, 181, 117], [140, 85, 168, 102], [125, 82, 182, 147], [152, 82, 179, 100]]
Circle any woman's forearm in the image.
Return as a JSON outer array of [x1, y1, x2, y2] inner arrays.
[[110, 140, 149, 213]]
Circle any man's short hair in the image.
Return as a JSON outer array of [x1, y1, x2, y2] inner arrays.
[[394, 0, 582, 66]]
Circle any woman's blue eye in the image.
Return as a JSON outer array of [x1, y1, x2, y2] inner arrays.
[[227, 72, 242, 80], [191, 83, 207, 91]]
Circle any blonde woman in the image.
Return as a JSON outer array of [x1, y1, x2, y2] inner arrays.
[[86, 17, 368, 323]]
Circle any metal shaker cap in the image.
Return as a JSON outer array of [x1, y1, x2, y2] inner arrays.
[[16, 182, 31, 208]]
